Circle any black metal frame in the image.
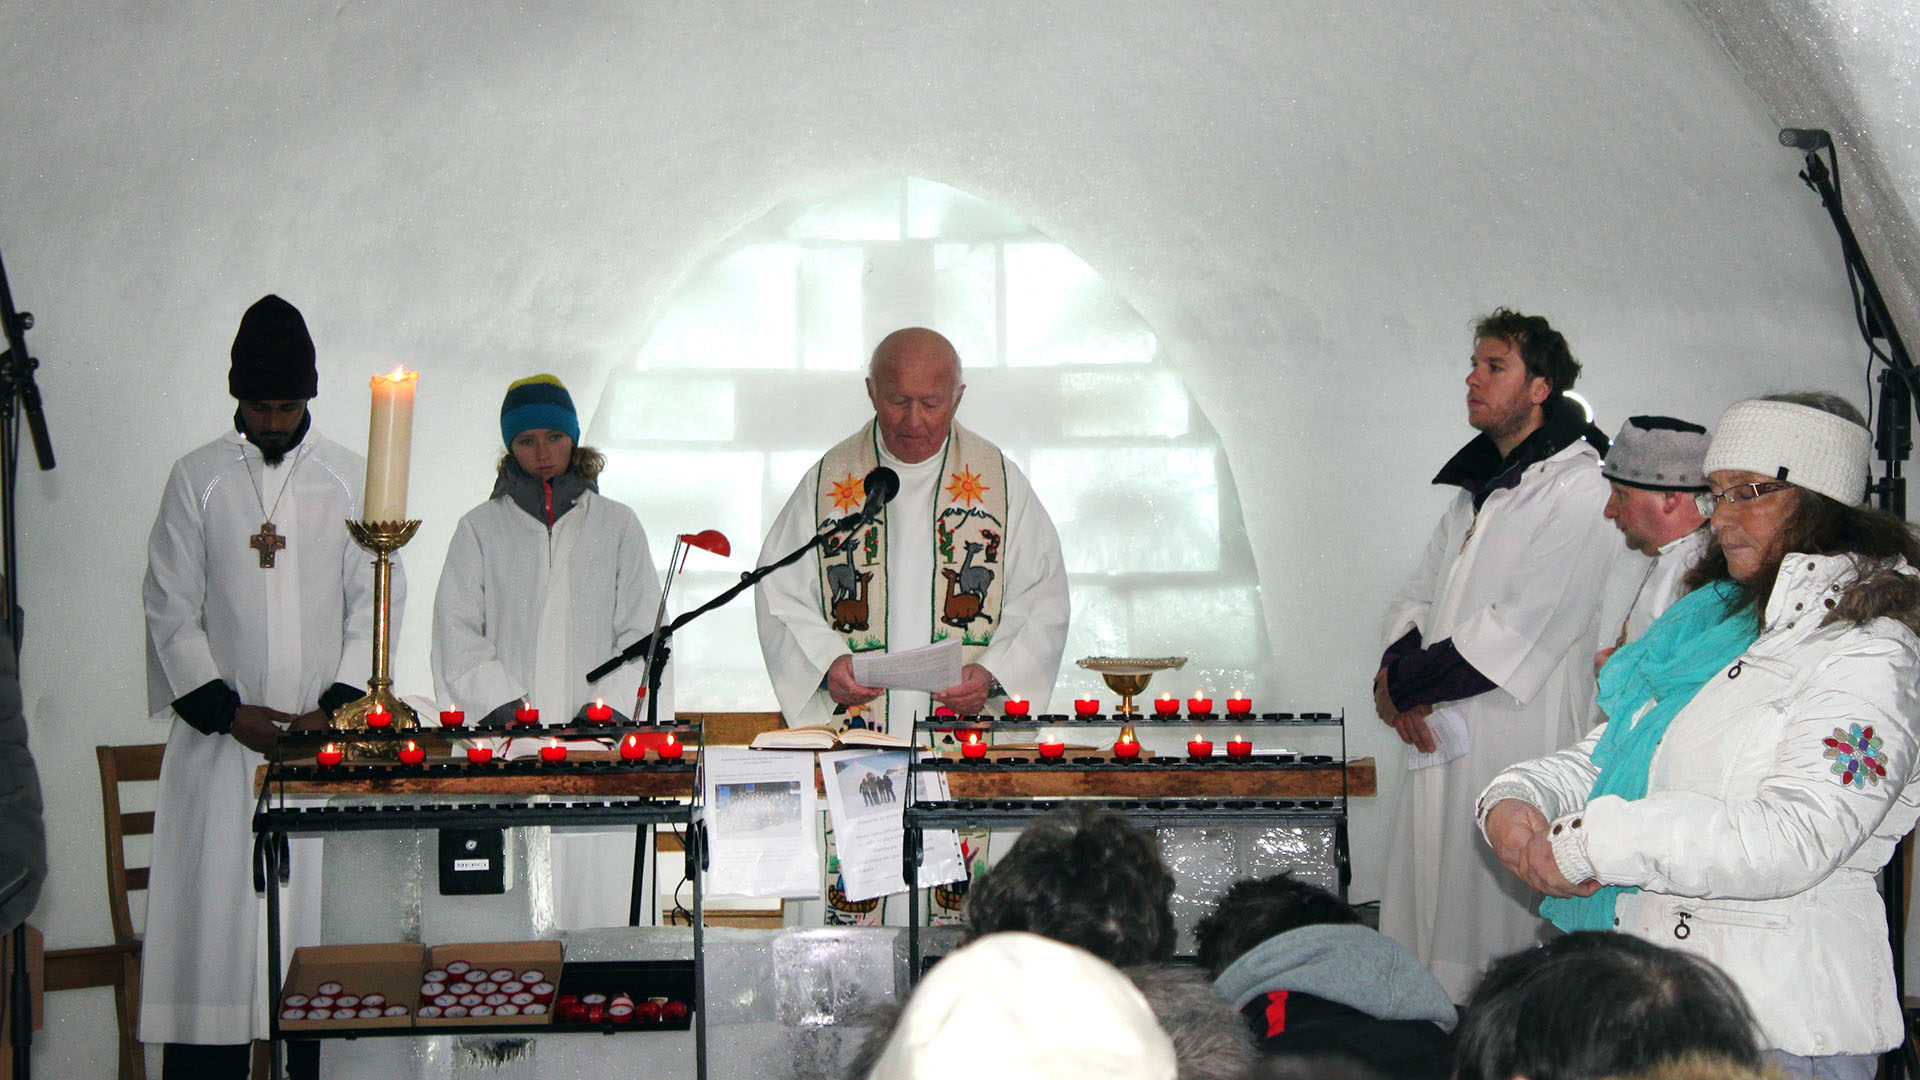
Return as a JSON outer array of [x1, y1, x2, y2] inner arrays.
[[900, 709, 1349, 978], [250, 742, 708, 1080]]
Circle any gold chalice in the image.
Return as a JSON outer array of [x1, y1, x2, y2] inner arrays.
[[1077, 656, 1188, 743]]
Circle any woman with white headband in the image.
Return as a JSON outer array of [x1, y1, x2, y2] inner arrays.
[[1477, 392, 1920, 1079]]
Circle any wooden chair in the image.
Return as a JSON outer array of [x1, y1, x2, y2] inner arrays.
[[44, 743, 163, 1080]]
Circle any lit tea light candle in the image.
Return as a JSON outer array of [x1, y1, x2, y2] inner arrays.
[[1037, 738, 1065, 760], [961, 732, 988, 759], [657, 733, 684, 760], [316, 743, 343, 768], [1074, 697, 1101, 717], [1187, 736, 1215, 759], [1112, 733, 1141, 761], [465, 744, 494, 765], [619, 734, 645, 761], [1227, 735, 1253, 760], [585, 698, 613, 724], [514, 701, 539, 726], [1003, 696, 1030, 717], [366, 703, 392, 728], [1226, 693, 1253, 716], [1153, 693, 1180, 715], [398, 740, 425, 765], [440, 704, 466, 728], [539, 740, 567, 763], [1188, 694, 1215, 715]]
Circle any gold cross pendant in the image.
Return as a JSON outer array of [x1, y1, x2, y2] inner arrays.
[[250, 522, 287, 568]]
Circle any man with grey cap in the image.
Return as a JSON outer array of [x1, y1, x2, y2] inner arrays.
[[1599, 415, 1711, 649]]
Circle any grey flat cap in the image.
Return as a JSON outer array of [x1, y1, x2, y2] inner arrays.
[[1602, 415, 1710, 491]]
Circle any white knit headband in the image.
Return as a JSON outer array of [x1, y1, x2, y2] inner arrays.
[[1702, 399, 1872, 505]]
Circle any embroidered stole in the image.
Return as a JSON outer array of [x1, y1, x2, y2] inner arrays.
[[814, 421, 1009, 731]]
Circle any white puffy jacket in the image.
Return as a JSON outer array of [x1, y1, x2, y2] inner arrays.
[[1479, 552, 1920, 1056]]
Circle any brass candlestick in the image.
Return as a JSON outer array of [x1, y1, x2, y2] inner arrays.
[[1077, 656, 1188, 744], [335, 519, 421, 757]]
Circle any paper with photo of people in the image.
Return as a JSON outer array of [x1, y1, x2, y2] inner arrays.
[[701, 747, 822, 897], [820, 749, 964, 903]]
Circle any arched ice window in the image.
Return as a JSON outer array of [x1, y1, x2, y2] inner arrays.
[[586, 178, 1272, 712]]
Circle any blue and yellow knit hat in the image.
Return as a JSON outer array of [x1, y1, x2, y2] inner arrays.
[[500, 374, 580, 447]]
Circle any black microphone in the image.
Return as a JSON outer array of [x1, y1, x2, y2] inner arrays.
[[860, 466, 900, 519], [1779, 128, 1831, 154]]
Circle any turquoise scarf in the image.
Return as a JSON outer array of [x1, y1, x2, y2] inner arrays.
[[1539, 579, 1755, 932]]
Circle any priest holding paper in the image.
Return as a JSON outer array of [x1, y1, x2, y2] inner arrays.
[[755, 328, 1070, 736]]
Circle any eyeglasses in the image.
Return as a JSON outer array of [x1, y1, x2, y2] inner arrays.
[[1694, 481, 1792, 516]]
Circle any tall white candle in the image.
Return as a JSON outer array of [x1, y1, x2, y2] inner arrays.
[[364, 368, 417, 522]]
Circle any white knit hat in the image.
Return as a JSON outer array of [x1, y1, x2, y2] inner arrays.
[[866, 932, 1178, 1080], [1702, 398, 1872, 505]]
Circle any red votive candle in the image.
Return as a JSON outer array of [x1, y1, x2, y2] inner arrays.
[[619, 734, 645, 761], [1004, 697, 1030, 717], [315, 743, 343, 768], [440, 704, 466, 728], [1187, 737, 1214, 759], [513, 702, 539, 726], [934, 706, 958, 718], [1226, 694, 1253, 716], [1037, 739, 1065, 760], [539, 740, 567, 763], [366, 704, 392, 728], [1227, 736, 1253, 759], [465, 744, 494, 764], [585, 698, 613, 724], [398, 740, 425, 765], [1188, 695, 1214, 715], [1074, 697, 1100, 717], [1112, 734, 1141, 760], [657, 733, 684, 760], [961, 733, 988, 759], [1153, 694, 1180, 715]]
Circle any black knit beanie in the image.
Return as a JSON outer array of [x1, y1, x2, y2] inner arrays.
[[228, 295, 318, 400]]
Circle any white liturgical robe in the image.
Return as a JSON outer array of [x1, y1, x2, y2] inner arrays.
[[1378, 439, 1619, 1001], [1617, 527, 1710, 646], [141, 428, 391, 1045], [755, 430, 1069, 733], [432, 488, 672, 928]]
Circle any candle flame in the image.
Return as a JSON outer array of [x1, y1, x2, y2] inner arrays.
[[967, 732, 979, 745], [595, 697, 604, 708], [1120, 732, 1135, 744], [548, 738, 559, 748], [624, 734, 638, 747], [665, 734, 677, 746], [405, 741, 417, 752], [323, 743, 338, 754], [1160, 692, 1171, 700]]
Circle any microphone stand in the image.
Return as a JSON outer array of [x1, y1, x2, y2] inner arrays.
[[0, 244, 54, 1080], [1790, 136, 1920, 1080]]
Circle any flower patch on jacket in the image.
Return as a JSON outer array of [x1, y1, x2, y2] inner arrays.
[[1823, 724, 1887, 789]]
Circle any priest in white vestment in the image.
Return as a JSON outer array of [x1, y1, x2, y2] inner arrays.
[[755, 328, 1069, 924], [1596, 415, 1712, 649], [756, 328, 1069, 735], [432, 373, 671, 929], [141, 296, 392, 1078], [1373, 310, 1618, 1001]]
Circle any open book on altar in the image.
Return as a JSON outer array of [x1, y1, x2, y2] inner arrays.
[[749, 724, 908, 751]]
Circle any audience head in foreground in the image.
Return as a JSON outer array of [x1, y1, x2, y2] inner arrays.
[[962, 805, 1176, 967], [1197, 874, 1454, 1080], [1452, 932, 1762, 1080], [866, 932, 1177, 1080]]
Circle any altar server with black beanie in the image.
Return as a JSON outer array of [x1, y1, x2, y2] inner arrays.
[[431, 373, 670, 928], [142, 295, 392, 1078]]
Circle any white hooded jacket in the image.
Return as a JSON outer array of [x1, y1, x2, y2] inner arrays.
[[1481, 552, 1920, 1056]]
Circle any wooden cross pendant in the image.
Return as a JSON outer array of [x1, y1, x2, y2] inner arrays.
[[250, 522, 287, 568]]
